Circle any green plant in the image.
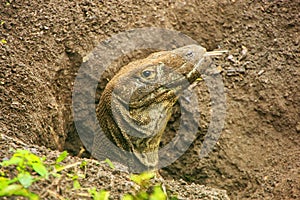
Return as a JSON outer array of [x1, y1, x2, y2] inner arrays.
[[0, 149, 78, 199], [1, 39, 7, 44], [122, 171, 167, 200], [104, 158, 115, 169], [0, 149, 111, 199], [89, 188, 110, 200], [0, 149, 48, 199], [0, 149, 175, 200]]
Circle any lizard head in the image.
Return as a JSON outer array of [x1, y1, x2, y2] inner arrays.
[[96, 45, 212, 169]]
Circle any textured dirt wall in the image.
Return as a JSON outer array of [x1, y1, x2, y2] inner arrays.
[[0, 0, 299, 199]]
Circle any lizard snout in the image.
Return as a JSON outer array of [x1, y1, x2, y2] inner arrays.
[[171, 44, 207, 65]]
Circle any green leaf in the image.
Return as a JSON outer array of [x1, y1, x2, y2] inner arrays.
[[122, 194, 134, 200], [104, 158, 115, 169], [0, 39, 7, 44], [80, 160, 87, 168], [149, 185, 167, 200], [70, 174, 78, 180], [0, 170, 5, 176], [54, 164, 64, 172], [32, 163, 48, 178], [137, 191, 148, 199], [73, 179, 81, 189], [98, 190, 110, 200], [89, 189, 110, 200], [0, 184, 23, 196], [1, 156, 22, 166], [17, 172, 33, 188], [0, 177, 9, 189], [56, 151, 68, 163], [88, 187, 96, 195], [27, 153, 42, 164], [0, 177, 18, 185], [0, 184, 39, 200], [130, 171, 155, 186], [14, 149, 29, 156]]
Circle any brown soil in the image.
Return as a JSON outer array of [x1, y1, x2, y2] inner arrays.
[[0, 0, 299, 199]]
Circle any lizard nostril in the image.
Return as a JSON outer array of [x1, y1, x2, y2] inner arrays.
[[186, 51, 194, 57]]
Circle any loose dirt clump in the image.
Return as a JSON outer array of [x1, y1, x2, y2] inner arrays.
[[0, 0, 299, 199]]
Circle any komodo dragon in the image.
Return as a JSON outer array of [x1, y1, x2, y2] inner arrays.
[[93, 45, 213, 172]]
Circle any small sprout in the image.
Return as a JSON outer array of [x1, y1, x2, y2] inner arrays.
[[1, 149, 49, 179], [149, 185, 167, 200], [104, 158, 115, 169], [54, 151, 69, 172], [130, 171, 155, 186], [0, 149, 47, 199], [0, 21, 5, 25], [122, 194, 134, 200], [1, 39, 7, 44], [73, 179, 81, 189], [56, 151, 68, 163], [80, 160, 87, 168], [89, 188, 110, 200], [98, 190, 110, 200], [124, 171, 168, 200]]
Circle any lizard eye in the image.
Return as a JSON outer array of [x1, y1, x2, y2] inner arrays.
[[141, 68, 156, 80], [142, 70, 152, 77]]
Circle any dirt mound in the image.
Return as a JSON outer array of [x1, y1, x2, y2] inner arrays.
[[0, 0, 299, 199]]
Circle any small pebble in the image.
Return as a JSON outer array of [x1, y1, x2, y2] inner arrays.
[[258, 70, 265, 76], [296, 122, 300, 133]]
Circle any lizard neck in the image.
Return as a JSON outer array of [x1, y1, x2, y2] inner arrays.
[[96, 86, 176, 168]]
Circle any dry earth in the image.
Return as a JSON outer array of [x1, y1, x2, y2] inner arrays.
[[0, 0, 299, 199]]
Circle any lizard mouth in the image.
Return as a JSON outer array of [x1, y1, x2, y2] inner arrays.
[[128, 80, 183, 110]]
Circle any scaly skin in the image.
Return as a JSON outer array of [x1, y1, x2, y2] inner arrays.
[[93, 45, 212, 171]]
